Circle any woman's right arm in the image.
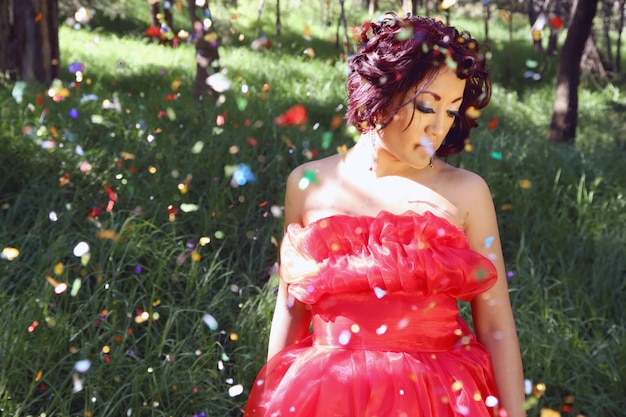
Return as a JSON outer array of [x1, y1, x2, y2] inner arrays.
[[266, 167, 312, 361]]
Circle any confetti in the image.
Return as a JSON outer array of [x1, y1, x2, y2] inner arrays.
[[373, 287, 387, 299], [465, 106, 481, 119], [68, 62, 85, 74], [11, 81, 26, 104], [230, 163, 257, 187], [1, 247, 19, 261], [338, 330, 351, 345], [206, 73, 232, 93], [191, 141, 204, 154], [275, 104, 307, 126], [96, 229, 119, 240], [298, 170, 317, 190], [73, 241, 90, 257], [202, 314, 218, 330], [549, 16, 564, 30], [485, 236, 495, 248], [228, 384, 244, 397], [419, 136, 435, 156], [74, 359, 92, 373], [180, 203, 200, 213], [71, 278, 82, 296], [45, 276, 68, 294], [490, 151, 503, 160], [519, 179, 532, 189]]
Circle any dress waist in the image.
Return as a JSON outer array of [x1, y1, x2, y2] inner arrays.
[[311, 291, 472, 352]]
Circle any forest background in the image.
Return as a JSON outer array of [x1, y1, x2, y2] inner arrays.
[[0, 0, 625, 416]]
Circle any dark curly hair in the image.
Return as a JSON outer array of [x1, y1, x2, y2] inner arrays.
[[345, 14, 491, 157]]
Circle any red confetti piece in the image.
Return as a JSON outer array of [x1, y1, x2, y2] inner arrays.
[[275, 104, 307, 126], [488, 117, 498, 130], [104, 185, 117, 202], [549, 16, 563, 30], [59, 173, 70, 187], [145, 26, 161, 37]]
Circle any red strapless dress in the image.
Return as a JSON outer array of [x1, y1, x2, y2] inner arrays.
[[245, 211, 500, 417]]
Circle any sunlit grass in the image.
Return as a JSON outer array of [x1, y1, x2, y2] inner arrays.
[[1, 0, 625, 415]]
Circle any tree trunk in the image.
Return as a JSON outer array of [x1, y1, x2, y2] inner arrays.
[[483, 2, 490, 43], [617, 0, 625, 72], [548, 0, 599, 143], [187, 0, 220, 99], [0, 0, 15, 81], [0, 0, 59, 85], [368, 0, 377, 18], [601, 0, 613, 72], [402, 0, 412, 16]]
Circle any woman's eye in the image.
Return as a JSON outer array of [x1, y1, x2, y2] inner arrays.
[[447, 110, 460, 118], [415, 103, 435, 114]]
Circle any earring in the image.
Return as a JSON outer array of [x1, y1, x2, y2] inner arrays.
[[429, 156, 434, 168], [369, 129, 378, 172]]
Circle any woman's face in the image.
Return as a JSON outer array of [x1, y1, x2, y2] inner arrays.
[[378, 67, 466, 169]]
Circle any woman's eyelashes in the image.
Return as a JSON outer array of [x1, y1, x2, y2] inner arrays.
[[415, 102, 460, 118]]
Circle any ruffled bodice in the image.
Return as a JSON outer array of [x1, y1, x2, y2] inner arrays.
[[281, 210, 497, 304]]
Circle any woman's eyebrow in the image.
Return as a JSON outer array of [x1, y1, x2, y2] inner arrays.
[[420, 91, 463, 103]]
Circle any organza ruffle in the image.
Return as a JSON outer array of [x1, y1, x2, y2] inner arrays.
[[281, 211, 497, 303], [245, 211, 500, 417]]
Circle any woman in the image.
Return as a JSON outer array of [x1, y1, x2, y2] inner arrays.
[[245, 14, 525, 417]]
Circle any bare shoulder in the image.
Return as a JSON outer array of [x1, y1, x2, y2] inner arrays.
[[437, 164, 494, 225], [284, 154, 343, 226]]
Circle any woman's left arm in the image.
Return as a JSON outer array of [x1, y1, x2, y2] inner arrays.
[[463, 174, 526, 417]]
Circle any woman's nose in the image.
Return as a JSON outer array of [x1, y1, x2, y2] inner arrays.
[[424, 114, 448, 139]]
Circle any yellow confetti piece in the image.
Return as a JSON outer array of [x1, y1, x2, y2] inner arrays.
[[519, 179, 532, 189], [191, 251, 201, 262], [96, 229, 119, 240], [171, 77, 182, 92], [229, 333, 238, 341], [35, 369, 43, 382], [337, 144, 348, 159], [1, 247, 19, 261], [465, 106, 482, 119], [119, 151, 136, 160], [440, 0, 457, 9], [533, 382, 546, 398], [54, 262, 64, 275]]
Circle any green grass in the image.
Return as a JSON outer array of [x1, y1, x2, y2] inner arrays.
[[1, 1, 625, 416]]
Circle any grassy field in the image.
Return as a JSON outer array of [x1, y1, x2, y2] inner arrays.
[[1, 0, 625, 416]]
